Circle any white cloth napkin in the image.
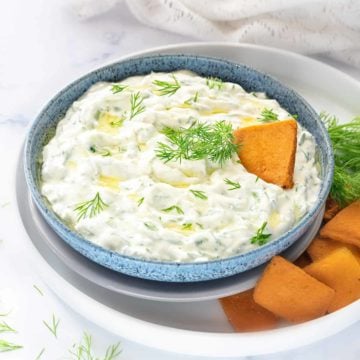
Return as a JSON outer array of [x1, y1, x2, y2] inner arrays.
[[73, 0, 360, 67]]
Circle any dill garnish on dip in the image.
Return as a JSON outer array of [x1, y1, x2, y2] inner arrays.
[[40, 71, 321, 262]]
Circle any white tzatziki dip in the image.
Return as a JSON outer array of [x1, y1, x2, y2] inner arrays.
[[41, 71, 321, 262]]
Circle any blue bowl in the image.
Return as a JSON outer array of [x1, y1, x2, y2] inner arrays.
[[24, 55, 334, 282]]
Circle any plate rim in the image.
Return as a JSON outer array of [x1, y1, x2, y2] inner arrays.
[[17, 42, 360, 357]]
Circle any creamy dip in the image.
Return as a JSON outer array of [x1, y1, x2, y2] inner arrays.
[[41, 71, 321, 262]]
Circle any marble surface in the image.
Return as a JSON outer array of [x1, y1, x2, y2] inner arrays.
[[0, 0, 359, 359]]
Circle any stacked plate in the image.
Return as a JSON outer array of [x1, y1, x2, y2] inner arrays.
[[17, 43, 360, 358]]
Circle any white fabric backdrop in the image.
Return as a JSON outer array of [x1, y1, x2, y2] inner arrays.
[[72, 0, 360, 67]]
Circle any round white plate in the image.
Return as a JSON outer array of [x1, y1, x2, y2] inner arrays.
[[17, 156, 323, 302], [16, 43, 360, 357]]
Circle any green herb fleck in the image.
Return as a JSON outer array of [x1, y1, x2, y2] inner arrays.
[[111, 84, 128, 94], [206, 77, 223, 90], [137, 197, 144, 207], [74, 192, 108, 221], [156, 120, 238, 166], [162, 205, 184, 215], [190, 189, 208, 200], [33, 284, 44, 296], [144, 222, 157, 231], [0, 339, 23, 353], [292, 114, 298, 120], [250, 222, 271, 246], [129, 92, 145, 119], [258, 108, 278, 123], [182, 223, 193, 230], [255, 176, 259, 183], [94, 109, 101, 120], [184, 91, 199, 105], [35, 348, 45, 360], [194, 91, 199, 102], [224, 178, 241, 190], [89, 146, 112, 156], [0, 322, 16, 333], [100, 150, 111, 156], [153, 75, 181, 96], [110, 116, 125, 127], [43, 313, 60, 338]]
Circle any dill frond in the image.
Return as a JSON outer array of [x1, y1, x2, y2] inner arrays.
[[156, 120, 237, 166], [258, 108, 278, 123], [74, 193, 108, 221], [321, 112, 360, 207], [153, 75, 181, 96]]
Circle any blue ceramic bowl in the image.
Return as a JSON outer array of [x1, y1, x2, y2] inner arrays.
[[24, 55, 334, 282]]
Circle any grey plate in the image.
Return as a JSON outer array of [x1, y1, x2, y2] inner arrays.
[[17, 153, 323, 302]]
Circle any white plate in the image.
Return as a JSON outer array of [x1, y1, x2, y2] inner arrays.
[[16, 43, 360, 357]]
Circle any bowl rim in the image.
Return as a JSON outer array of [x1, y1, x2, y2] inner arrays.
[[24, 53, 334, 269]]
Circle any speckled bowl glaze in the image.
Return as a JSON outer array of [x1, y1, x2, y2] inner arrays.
[[24, 55, 334, 282]]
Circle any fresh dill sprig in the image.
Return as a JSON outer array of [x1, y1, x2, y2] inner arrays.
[[43, 313, 60, 338], [103, 342, 122, 360], [156, 120, 238, 166], [153, 75, 181, 96], [190, 189, 208, 200], [162, 205, 184, 215], [224, 178, 241, 190], [35, 348, 45, 360], [129, 92, 145, 119], [206, 77, 223, 90], [74, 192, 108, 221], [182, 223, 193, 230], [258, 108, 278, 123], [250, 222, 271, 246], [0, 339, 23, 352], [69, 332, 92, 360], [137, 197, 144, 207], [111, 84, 128, 94], [69, 332, 121, 360], [0, 321, 16, 333], [321, 112, 360, 207], [144, 222, 157, 231], [33, 284, 44, 296]]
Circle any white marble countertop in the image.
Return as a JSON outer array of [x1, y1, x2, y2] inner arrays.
[[0, 0, 359, 359]]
